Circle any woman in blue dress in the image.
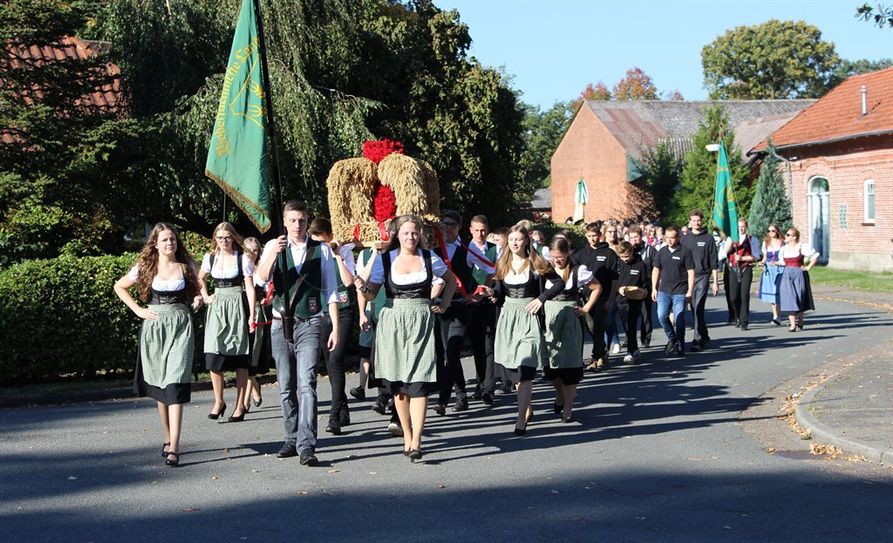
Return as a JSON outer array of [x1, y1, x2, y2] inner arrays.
[[758, 224, 784, 326]]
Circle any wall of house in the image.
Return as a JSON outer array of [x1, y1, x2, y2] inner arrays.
[[785, 137, 893, 272], [550, 106, 632, 223]]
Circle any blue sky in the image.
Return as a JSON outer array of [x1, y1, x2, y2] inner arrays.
[[433, 0, 893, 109]]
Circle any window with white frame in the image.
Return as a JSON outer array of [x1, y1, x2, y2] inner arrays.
[[864, 180, 875, 223]]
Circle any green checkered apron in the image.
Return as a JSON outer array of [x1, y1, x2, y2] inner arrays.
[[140, 303, 194, 388], [494, 296, 544, 370], [203, 286, 249, 356], [544, 300, 583, 369], [374, 298, 437, 383]]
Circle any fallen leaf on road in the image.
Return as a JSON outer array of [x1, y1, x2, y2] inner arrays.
[[67, 476, 77, 480], [369, 471, 377, 475], [211, 476, 219, 480], [182, 507, 201, 513], [767, 447, 776, 454], [327, 469, 339, 474], [436, 483, 446, 489]]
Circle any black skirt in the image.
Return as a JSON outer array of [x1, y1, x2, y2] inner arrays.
[[205, 353, 250, 372]]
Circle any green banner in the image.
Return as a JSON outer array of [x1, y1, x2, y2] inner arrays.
[[205, 0, 272, 233], [711, 142, 739, 242]]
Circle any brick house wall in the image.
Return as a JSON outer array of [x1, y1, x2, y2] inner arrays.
[[550, 106, 632, 223], [784, 135, 893, 272]]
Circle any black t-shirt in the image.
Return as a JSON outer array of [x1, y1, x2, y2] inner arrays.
[[653, 245, 695, 295], [680, 230, 718, 275], [573, 242, 619, 300]]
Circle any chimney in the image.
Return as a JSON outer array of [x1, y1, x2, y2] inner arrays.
[[861, 84, 868, 116]]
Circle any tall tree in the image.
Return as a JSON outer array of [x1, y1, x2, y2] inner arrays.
[[701, 19, 841, 99], [612, 67, 658, 100], [834, 58, 893, 80], [632, 141, 683, 221], [671, 105, 751, 227], [857, 3, 893, 27], [748, 141, 793, 237], [570, 81, 611, 110], [519, 100, 574, 189]]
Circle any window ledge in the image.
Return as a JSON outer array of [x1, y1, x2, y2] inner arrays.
[[861, 221, 876, 226]]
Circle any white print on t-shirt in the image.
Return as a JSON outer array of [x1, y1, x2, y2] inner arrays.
[[672, 256, 681, 260], [697, 242, 706, 247], [630, 270, 639, 275], [597, 256, 606, 261]]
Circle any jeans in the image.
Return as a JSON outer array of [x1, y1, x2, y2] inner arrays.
[[271, 316, 321, 453], [468, 300, 496, 395], [320, 307, 354, 419], [437, 302, 470, 406], [656, 291, 686, 346], [691, 273, 711, 343], [728, 266, 753, 327]]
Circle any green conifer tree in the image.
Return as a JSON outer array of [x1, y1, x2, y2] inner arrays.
[[748, 141, 793, 237], [671, 105, 751, 227]]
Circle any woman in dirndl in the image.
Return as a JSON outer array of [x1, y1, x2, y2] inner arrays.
[[355, 215, 457, 462], [242, 237, 271, 414], [758, 224, 785, 326], [114, 223, 203, 467], [486, 224, 565, 436], [199, 222, 256, 423], [773, 227, 819, 332], [544, 236, 599, 423]]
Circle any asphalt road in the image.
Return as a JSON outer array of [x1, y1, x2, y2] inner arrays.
[[2, 295, 892, 543]]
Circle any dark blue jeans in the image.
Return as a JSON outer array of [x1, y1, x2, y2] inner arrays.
[[656, 291, 686, 346]]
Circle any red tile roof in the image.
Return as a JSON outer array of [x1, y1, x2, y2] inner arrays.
[[751, 67, 893, 153]]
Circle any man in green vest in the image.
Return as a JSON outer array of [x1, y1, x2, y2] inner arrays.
[[467, 214, 498, 405], [257, 200, 339, 467]]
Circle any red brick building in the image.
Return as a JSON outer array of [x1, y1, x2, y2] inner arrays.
[[751, 68, 893, 272], [550, 100, 814, 223]]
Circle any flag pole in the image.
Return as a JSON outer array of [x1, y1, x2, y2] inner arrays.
[[253, 0, 293, 342]]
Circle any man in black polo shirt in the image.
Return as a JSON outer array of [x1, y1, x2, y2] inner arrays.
[[572, 221, 619, 370], [652, 226, 695, 356], [680, 209, 718, 352]]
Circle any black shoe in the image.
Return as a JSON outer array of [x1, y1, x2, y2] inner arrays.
[[690, 341, 701, 353], [325, 417, 341, 435], [276, 443, 298, 458], [513, 426, 527, 436], [208, 402, 227, 420], [676, 341, 685, 356], [471, 387, 482, 401], [734, 319, 740, 328], [433, 403, 446, 416], [408, 449, 423, 462], [451, 396, 469, 412], [481, 392, 494, 405], [740, 323, 748, 331], [553, 402, 563, 414], [227, 412, 245, 423], [371, 396, 388, 415], [164, 452, 180, 467], [161, 442, 170, 458], [299, 449, 319, 467], [339, 407, 351, 427], [664, 341, 676, 354], [349, 386, 366, 401], [641, 339, 651, 349], [771, 319, 782, 327]]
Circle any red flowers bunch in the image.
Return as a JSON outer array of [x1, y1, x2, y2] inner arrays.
[[373, 184, 397, 223], [362, 138, 404, 164]]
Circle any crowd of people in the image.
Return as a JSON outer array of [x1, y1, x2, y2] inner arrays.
[[113, 203, 821, 467]]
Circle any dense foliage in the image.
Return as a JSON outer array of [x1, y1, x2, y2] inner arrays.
[[701, 20, 841, 99], [748, 141, 793, 237], [632, 141, 683, 222]]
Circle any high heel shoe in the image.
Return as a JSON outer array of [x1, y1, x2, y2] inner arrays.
[[161, 442, 170, 457], [253, 396, 263, 408], [513, 426, 527, 436], [165, 452, 180, 467], [408, 449, 423, 462], [208, 402, 226, 420], [228, 411, 245, 423]]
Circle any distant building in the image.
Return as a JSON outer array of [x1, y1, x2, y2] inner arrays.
[[550, 100, 814, 223], [530, 187, 551, 222], [750, 68, 893, 272]]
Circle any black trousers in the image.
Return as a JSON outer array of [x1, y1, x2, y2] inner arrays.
[[468, 300, 496, 395], [640, 295, 653, 344], [437, 302, 470, 406], [585, 297, 609, 360], [320, 307, 354, 418], [691, 274, 711, 343], [728, 266, 753, 327], [617, 300, 643, 354], [722, 265, 735, 321]]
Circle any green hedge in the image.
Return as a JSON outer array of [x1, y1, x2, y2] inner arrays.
[[0, 254, 209, 384]]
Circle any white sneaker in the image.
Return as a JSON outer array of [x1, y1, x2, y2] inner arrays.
[[611, 343, 621, 355], [623, 353, 634, 364]]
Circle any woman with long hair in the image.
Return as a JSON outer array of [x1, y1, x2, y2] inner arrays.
[[355, 215, 457, 461], [758, 224, 785, 325], [544, 237, 599, 423], [113, 223, 203, 467], [487, 224, 565, 435], [242, 237, 271, 414], [199, 222, 256, 422], [772, 227, 819, 331]]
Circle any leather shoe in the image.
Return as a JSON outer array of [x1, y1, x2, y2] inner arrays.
[[276, 443, 298, 458], [299, 449, 319, 466], [481, 392, 494, 405], [740, 323, 748, 331], [349, 386, 366, 400], [339, 407, 351, 427], [325, 417, 341, 435], [451, 396, 468, 412], [433, 403, 446, 416]]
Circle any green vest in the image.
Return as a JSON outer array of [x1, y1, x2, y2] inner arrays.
[[272, 239, 324, 318], [471, 242, 498, 285], [328, 248, 354, 312]]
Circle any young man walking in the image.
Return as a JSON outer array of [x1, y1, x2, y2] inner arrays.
[[572, 221, 619, 371], [652, 226, 695, 356], [680, 210, 718, 352]]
